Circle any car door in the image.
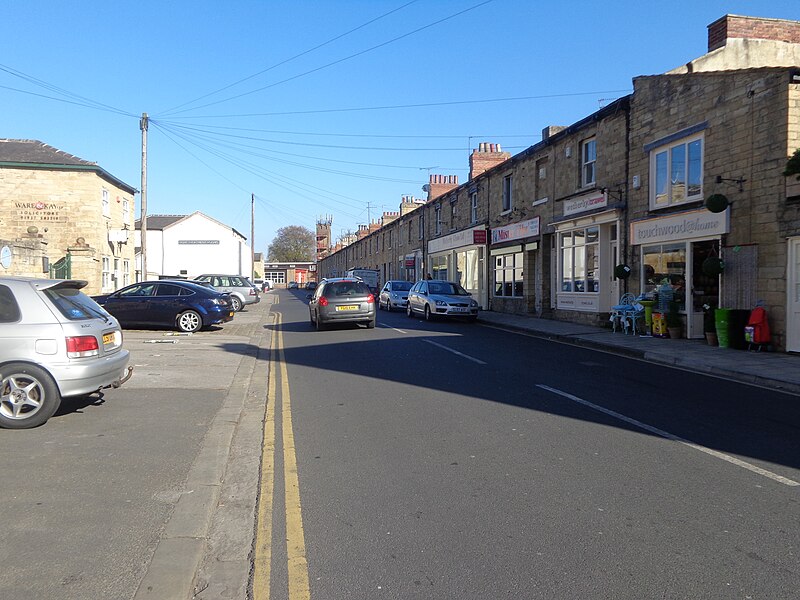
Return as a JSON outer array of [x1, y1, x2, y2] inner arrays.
[[105, 283, 157, 325], [149, 283, 185, 327]]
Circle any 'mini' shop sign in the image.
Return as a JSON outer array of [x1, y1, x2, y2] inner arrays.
[[630, 208, 729, 245]]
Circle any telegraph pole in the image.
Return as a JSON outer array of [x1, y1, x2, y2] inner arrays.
[[251, 193, 255, 280], [140, 113, 149, 281]]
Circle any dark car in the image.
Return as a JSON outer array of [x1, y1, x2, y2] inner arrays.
[[305, 281, 317, 291], [93, 280, 234, 333], [307, 278, 376, 330]]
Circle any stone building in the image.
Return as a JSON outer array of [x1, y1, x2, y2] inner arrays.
[[316, 13, 800, 351], [0, 139, 136, 294]]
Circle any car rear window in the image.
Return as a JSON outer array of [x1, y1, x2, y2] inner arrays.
[[326, 281, 370, 296], [44, 287, 108, 321], [0, 285, 21, 322]]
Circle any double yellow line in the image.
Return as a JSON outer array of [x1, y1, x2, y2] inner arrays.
[[253, 311, 311, 599]]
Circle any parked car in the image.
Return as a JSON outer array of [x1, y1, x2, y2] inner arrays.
[[0, 277, 132, 429], [93, 280, 234, 333], [193, 274, 260, 311], [406, 279, 479, 321], [288, 281, 299, 289], [378, 280, 413, 312], [305, 281, 317, 291], [307, 278, 376, 330]]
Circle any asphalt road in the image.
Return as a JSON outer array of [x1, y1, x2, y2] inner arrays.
[[269, 289, 800, 600], [2, 290, 799, 599]]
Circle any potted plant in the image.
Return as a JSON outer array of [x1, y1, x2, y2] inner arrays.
[[703, 302, 718, 346], [666, 300, 682, 339]]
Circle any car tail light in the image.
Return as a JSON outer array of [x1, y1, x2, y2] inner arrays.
[[318, 296, 329, 306], [66, 335, 100, 358], [366, 294, 375, 303], [249, 288, 257, 296]]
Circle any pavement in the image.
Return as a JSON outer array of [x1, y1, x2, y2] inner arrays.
[[476, 310, 800, 395]]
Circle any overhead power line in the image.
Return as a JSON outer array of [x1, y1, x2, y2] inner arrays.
[[161, 0, 496, 116], [159, 0, 421, 116]]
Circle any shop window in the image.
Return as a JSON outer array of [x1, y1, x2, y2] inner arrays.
[[650, 134, 703, 209], [581, 138, 596, 187], [560, 226, 599, 293], [494, 252, 523, 297], [642, 243, 686, 310], [431, 254, 448, 280], [502, 175, 513, 212]]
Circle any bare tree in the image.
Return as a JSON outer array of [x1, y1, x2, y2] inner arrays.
[[268, 225, 315, 262]]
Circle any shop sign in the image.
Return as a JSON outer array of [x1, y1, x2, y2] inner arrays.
[[428, 225, 486, 254], [630, 208, 730, 245], [14, 200, 67, 222], [473, 229, 487, 244], [563, 192, 607, 216], [491, 217, 540, 245]]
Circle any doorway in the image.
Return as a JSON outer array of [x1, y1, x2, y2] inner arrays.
[[787, 237, 800, 352], [689, 240, 720, 339]]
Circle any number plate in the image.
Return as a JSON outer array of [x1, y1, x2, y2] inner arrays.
[[336, 305, 359, 311], [450, 307, 468, 313], [102, 332, 118, 346]]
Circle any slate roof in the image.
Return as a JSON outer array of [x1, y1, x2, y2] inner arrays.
[[135, 215, 186, 230], [0, 138, 136, 193]]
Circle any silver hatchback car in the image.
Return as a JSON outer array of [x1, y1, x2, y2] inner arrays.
[[406, 279, 480, 321], [0, 277, 132, 429], [308, 278, 376, 330], [193, 274, 260, 312]]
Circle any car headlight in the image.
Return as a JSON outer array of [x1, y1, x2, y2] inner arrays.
[[471, 300, 478, 307], [435, 300, 447, 306]]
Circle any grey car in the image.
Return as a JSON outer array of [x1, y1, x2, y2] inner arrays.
[[378, 280, 413, 312], [406, 279, 480, 321], [193, 274, 260, 312], [308, 278, 376, 330], [0, 277, 132, 429]]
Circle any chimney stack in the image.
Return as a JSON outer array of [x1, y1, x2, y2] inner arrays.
[[427, 174, 459, 201], [708, 14, 800, 52], [469, 142, 511, 180]]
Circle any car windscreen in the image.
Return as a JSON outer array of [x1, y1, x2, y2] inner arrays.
[[45, 287, 110, 321], [428, 282, 468, 295], [393, 281, 412, 291]]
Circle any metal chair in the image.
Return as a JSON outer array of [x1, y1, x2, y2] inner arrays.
[[610, 293, 635, 333], [623, 302, 645, 335]]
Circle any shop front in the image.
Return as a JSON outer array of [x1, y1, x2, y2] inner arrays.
[[401, 250, 422, 283], [552, 193, 622, 319], [427, 225, 487, 309], [631, 208, 729, 339], [490, 217, 540, 314]]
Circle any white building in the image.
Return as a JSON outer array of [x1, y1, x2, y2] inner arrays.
[[135, 212, 253, 280]]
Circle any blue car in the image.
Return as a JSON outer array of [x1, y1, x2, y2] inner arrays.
[[93, 280, 234, 333]]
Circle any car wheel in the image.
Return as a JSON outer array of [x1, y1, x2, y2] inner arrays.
[[315, 312, 325, 331], [385, 300, 391, 312], [231, 296, 243, 312], [177, 310, 202, 333], [310, 310, 315, 326], [366, 318, 376, 329], [0, 363, 61, 429], [424, 305, 433, 321], [407, 304, 414, 318]]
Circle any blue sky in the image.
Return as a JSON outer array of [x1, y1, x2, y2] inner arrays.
[[2, 1, 796, 255]]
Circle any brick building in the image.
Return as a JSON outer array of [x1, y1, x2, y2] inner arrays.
[[0, 139, 136, 294]]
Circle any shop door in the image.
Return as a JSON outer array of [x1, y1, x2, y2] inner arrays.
[[689, 240, 719, 339], [788, 237, 800, 352]]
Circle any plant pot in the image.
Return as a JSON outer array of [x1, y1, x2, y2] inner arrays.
[[667, 327, 681, 339], [705, 332, 718, 346]]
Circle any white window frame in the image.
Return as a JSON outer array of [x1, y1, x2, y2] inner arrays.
[[123, 259, 131, 286], [649, 133, 704, 209], [581, 138, 596, 187], [102, 189, 111, 218], [559, 226, 600, 294], [122, 199, 130, 225], [470, 191, 478, 224], [435, 204, 442, 235], [102, 256, 111, 290], [502, 175, 513, 213], [494, 251, 523, 298]]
